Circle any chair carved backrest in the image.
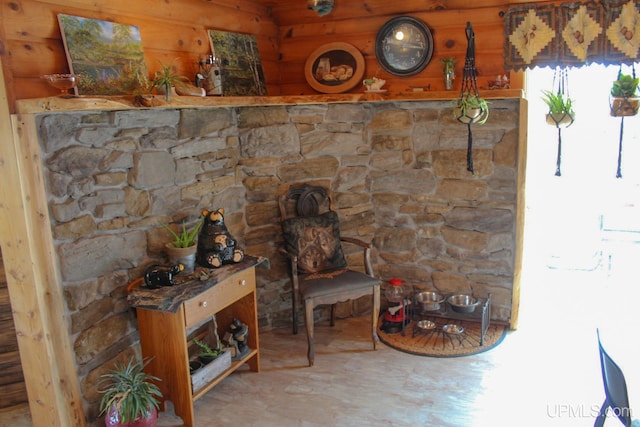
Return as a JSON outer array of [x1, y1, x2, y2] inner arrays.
[[278, 183, 347, 274], [596, 330, 632, 427], [278, 183, 335, 222]]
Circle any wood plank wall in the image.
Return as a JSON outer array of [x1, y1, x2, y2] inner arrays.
[[0, 0, 558, 112], [0, 0, 280, 112], [0, 248, 28, 409]]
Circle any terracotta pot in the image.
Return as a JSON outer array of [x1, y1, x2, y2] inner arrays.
[[105, 405, 157, 427], [165, 243, 196, 274]]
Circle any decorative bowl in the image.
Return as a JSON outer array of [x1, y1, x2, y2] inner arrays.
[[443, 324, 465, 335], [416, 319, 436, 330], [41, 73, 79, 95], [447, 294, 479, 313], [415, 291, 444, 311]]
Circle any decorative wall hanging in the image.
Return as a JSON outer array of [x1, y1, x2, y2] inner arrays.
[[503, 0, 639, 71], [304, 42, 365, 93], [375, 16, 434, 77], [541, 67, 575, 176], [453, 22, 489, 174], [208, 30, 266, 96], [57, 14, 150, 95], [609, 65, 639, 177]]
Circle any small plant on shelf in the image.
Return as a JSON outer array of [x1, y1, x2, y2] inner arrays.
[[194, 338, 223, 363], [151, 61, 191, 101], [162, 218, 203, 249]]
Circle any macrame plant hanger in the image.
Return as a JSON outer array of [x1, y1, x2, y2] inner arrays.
[[611, 64, 637, 179], [547, 67, 574, 177], [456, 22, 484, 174]]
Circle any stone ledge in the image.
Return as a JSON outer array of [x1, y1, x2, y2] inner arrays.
[[15, 89, 524, 114]]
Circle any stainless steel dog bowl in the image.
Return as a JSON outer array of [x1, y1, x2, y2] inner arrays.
[[415, 291, 444, 311], [443, 324, 465, 335], [447, 294, 479, 313], [416, 319, 436, 330]]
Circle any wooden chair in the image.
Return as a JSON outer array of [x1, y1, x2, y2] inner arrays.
[[277, 182, 381, 366], [595, 329, 633, 427]]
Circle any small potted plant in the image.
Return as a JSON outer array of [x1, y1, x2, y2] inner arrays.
[[151, 61, 191, 102], [441, 57, 456, 90], [610, 72, 639, 117], [541, 90, 575, 127], [193, 338, 224, 364], [453, 92, 489, 124], [162, 217, 203, 274], [98, 357, 162, 427]]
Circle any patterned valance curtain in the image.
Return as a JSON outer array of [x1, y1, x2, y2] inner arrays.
[[504, 0, 639, 70]]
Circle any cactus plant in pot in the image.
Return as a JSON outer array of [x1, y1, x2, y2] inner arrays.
[[98, 357, 162, 427]]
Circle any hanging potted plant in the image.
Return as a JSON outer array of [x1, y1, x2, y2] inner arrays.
[[453, 92, 490, 124], [542, 90, 575, 127], [162, 216, 203, 274], [610, 72, 639, 117], [98, 357, 162, 427]]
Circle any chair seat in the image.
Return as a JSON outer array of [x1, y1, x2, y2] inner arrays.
[[299, 269, 381, 299]]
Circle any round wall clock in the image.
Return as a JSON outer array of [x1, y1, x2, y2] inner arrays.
[[375, 16, 434, 77]]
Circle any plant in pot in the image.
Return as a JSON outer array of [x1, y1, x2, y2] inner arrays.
[[151, 61, 191, 102], [453, 92, 490, 125], [98, 357, 162, 427], [610, 72, 639, 117], [162, 217, 203, 274], [193, 338, 223, 364], [541, 89, 575, 127]]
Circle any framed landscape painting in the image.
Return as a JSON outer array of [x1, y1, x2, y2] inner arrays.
[[208, 30, 266, 96], [58, 14, 150, 95]]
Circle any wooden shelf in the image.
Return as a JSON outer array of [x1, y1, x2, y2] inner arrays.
[[14, 89, 525, 114]]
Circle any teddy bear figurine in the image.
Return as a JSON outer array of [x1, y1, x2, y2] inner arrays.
[[196, 208, 245, 268]]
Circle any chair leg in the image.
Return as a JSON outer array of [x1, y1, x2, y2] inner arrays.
[[330, 303, 336, 327], [594, 400, 608, 427], [372, 284, 380, 350], [304, 298, 315, 366], [292, 288, 298, 335]]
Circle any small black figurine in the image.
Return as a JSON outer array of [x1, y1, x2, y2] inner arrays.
[[144, 263, 183, 289], [196, 208, 245, 268]]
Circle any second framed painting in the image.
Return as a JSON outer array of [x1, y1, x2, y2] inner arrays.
[[304, 42, 365, 94]]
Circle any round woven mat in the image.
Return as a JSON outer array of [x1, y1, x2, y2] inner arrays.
[[377, 316, 507, 357]]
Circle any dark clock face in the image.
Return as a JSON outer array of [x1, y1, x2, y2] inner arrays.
[[375, 16, 434, 76]]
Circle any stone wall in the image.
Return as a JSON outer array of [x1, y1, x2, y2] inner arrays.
[[36, 98, 522, 421]]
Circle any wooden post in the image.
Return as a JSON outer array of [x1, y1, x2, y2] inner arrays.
[[0, 61, 85, 425]]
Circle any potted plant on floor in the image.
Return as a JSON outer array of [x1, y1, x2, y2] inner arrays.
[[542, 89, 575, 127], [610, 72, 639, 117], [98, 357, 162, 427], [162, 217, 203, 274]]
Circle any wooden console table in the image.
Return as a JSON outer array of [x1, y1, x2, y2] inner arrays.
[[128, 256, 267, 427]]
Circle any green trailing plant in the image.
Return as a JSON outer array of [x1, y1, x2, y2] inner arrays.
[[162, 217, 203, 249], [98, 357, 162, 424], [541, 90, 575, 116], [610, 73, 639, 98], [151, 61, 190, 100], [193, 338, 223, 358], [453, 92, 490, 124]]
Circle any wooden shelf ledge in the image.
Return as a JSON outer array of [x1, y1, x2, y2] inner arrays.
[[14, 89, 524, 114]]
